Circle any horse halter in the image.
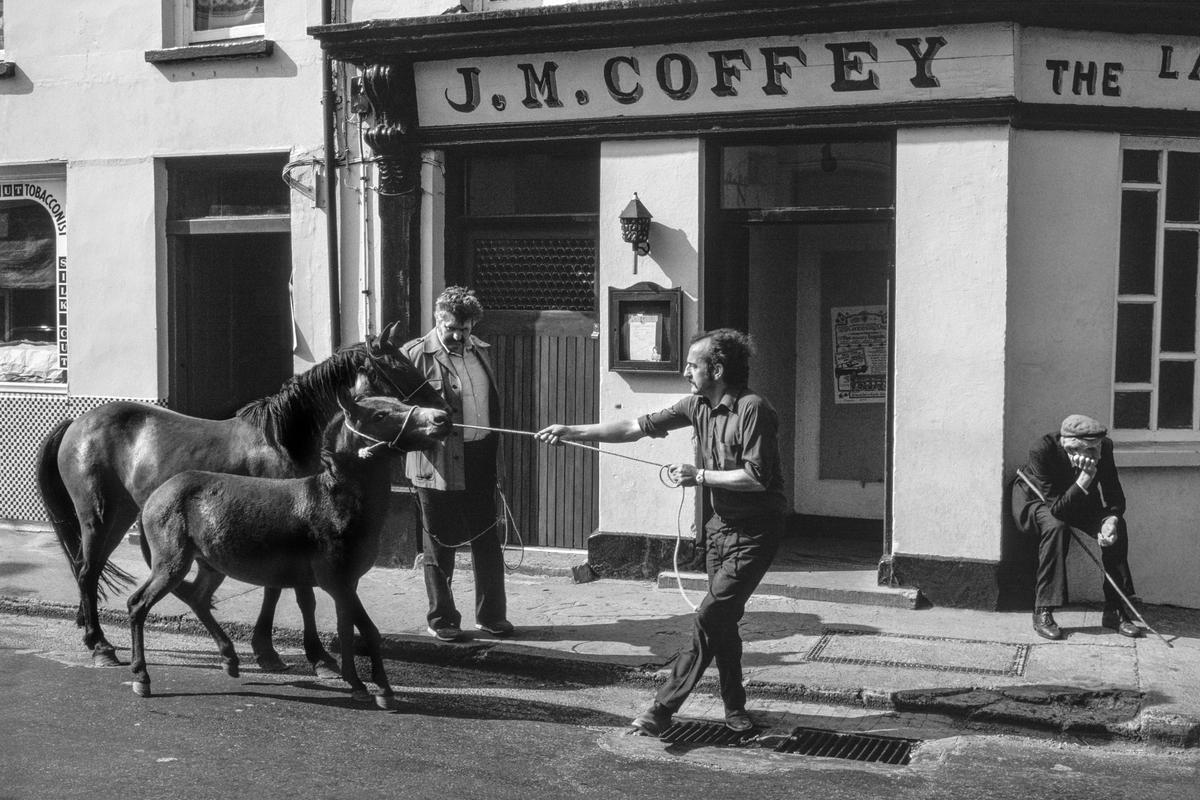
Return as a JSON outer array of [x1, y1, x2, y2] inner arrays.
[[340, 403, 418, 458], [365, 348, 433, 404]]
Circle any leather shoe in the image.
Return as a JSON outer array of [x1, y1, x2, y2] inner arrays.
[[724, 708, 755, 733], [1033, 607, 1063, 640], [475, 620, 516, 638], [631, 704, 673, 737], [427, 625, 464, 642], [1102, 605, 1142, 638]]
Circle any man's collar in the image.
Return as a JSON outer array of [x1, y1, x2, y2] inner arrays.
[[700, 386, 743, 411]]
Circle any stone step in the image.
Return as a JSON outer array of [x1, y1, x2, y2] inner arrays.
[[658, 567, 923, 609]]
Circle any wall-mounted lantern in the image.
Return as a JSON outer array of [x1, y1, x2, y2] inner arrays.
[[618, 193, 653, 273]]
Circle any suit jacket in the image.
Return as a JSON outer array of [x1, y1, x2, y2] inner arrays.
[[401, 328, 500, 491], [1019, 434, 1125, 526]]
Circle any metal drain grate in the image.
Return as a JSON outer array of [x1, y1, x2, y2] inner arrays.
[[659, 721, 752, 746], [774, 727, 917, 765]]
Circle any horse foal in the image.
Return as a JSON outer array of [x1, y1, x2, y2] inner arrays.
[[128, 377, 445, 705]]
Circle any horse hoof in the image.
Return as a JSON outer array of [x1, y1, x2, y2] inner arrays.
[[93, 649, 122, 668], [351, 689, 372, 704], [255, 654, 290, 673], [313, 661, 341, 681], [132, 682, 152, 698], [375, 694, 397, 711], [225, 662, 240, 678]]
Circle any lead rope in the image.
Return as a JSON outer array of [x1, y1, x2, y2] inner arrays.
[[454, 422, 699, 610]]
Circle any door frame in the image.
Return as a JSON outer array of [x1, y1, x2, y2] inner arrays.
[[700, 135, 897, 557]]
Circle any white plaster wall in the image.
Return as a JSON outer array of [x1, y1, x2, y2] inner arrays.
[[0, 1, 327, 398], [893, 126, 1010, 562], [1007, 129, 1200, 608], [597, 139, 702, 538]]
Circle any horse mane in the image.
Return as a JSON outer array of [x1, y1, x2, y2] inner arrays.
[[235, 342, 375, 465]]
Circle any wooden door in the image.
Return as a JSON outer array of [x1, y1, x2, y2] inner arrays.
[[467, 228, 599, 550], [170, 233, 293, 418]]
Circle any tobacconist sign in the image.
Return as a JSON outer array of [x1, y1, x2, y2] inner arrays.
[[413, 23, 1200, 129]]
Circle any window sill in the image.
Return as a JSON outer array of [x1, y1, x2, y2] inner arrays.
[[0, 382, 67, 395], [1113, 440, 1200, 468], [0, 61, 15, 79], [144, 39, 274, 65]]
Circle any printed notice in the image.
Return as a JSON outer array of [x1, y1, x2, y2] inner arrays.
[[832, 305, 887, 404], [626, 313, 662, 361]]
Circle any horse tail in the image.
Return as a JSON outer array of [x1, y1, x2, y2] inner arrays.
[[35, 419, 135, 603]]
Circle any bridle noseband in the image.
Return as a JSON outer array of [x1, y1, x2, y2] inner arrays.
[[340, 402, 418, 458]]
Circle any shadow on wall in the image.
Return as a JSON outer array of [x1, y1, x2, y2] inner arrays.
[[0, 62, 33, 95]]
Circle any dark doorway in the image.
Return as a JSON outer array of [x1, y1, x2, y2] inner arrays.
[[166, 154, 293, 419], [704, 136, 896, 567]]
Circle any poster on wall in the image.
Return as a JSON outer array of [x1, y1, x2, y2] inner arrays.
[[831, 305, 887, 404]]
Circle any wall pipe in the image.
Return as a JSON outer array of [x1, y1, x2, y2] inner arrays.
[[322, 0, 342, 351]]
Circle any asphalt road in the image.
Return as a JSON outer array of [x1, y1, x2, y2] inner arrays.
[[2, 612, 1198, 800]]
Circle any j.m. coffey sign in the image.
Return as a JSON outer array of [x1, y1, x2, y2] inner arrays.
[[412, 24, 1200, 128]]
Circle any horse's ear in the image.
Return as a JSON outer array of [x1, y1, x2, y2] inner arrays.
[[353, 371, 372, 399], [377, 320, 405, 351]]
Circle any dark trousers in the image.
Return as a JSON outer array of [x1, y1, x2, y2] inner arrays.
[[655, 512, 782, 714], [416, 437, 506, 630], [1010, 483, 1135, 609]]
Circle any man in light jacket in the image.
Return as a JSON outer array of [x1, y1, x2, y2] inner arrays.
[[402, 286, 512, 642]]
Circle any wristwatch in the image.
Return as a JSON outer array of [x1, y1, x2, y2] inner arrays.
[[696, 469, 705, 485]]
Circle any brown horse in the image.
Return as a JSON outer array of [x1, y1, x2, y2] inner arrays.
[[129, 374, 443, 705], [35, 322, 447, 671]]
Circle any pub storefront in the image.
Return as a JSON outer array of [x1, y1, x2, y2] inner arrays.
[[313, 1, 1200, 610]]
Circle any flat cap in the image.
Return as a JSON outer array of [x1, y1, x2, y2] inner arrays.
[[1060, 414, 1107, 439]]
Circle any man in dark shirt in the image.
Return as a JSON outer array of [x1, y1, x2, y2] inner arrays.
[[1012, 414, 1139, 640], [537, 328, 786, 735]]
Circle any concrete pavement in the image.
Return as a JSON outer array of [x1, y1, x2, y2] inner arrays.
[[2, 523, 1197, 747]]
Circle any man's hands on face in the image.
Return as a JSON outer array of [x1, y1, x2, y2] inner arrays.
[[1068, 448, 1099, 489]]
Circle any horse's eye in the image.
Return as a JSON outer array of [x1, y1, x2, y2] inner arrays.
[[373, 410, 388, 421]]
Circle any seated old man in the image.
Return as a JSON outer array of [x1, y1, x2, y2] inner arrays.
[[1011, 414, 1140, 641]]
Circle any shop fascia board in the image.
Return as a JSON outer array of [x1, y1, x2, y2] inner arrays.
[[309, 0, 1200, 64]]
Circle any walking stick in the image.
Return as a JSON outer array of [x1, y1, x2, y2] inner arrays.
[[1014, 469, 1172, 647]]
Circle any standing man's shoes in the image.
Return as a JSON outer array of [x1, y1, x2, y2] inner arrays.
[[475, 620, 516, 638], [1033, 607, 1063, 640], [631, 704, 673, 737], [1102, 605, 1142, 638], [427, 624, 465, 642]]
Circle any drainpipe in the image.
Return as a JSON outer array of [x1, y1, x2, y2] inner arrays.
[[322, 0, 342, 351]]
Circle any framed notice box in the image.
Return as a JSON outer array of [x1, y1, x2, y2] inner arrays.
[[608, 282, 682, 373]]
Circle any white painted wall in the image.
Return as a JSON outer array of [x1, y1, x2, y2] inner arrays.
[[893, 126, 1010, 562], [1007, 129, 1200, 608], [596, 139, 702, 538], [0, 1, 328, 399]]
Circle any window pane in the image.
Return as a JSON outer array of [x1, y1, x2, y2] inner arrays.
[[1166, 151, 1200, 223], [1158, 360, 1195, 428], [167, 154, 288, 218], [1118, 191, 1158, 295], [1161, 230, 1198, 352], [0, 199, 60, 383], [195, 0, 264, 32], [1122, 149, 1160, 183], [466, 149, 599, 216], [1113, 391, 1151, 429], [1115, 303, 1154, 382], [721, 141, 894, 209]]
